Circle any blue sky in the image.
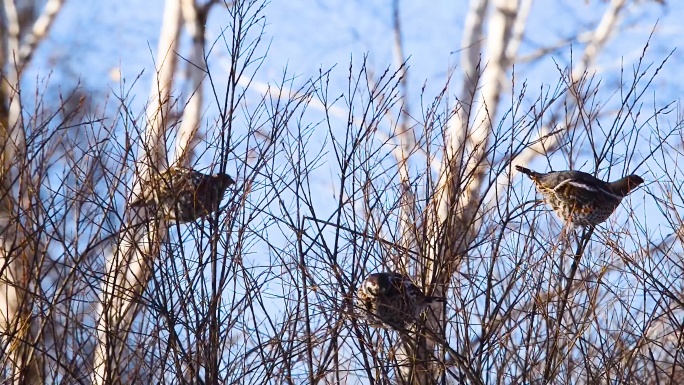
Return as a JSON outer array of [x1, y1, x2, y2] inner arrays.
[[27, 1, 684, 114], [30, 0, 682, 307], [26, 0, 682, 278], [19, 1, 684, 381]]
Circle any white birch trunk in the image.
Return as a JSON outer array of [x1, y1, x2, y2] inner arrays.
[[390, 0, 417, 271], [90, 0, 183, 383], [174, 0, 206, 167], [397, 0, 519, 383], [0, 0, 42, 382]]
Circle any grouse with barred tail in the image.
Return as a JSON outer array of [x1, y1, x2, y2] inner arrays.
[[131, 166, 235, 223], [515, 165, 643, 227], [356, 272, 444, 329]]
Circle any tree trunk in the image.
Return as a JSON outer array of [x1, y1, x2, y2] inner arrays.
[[90, 0, 183, 382], [396, 0, 518, 383], [0, 1, 64, 382]]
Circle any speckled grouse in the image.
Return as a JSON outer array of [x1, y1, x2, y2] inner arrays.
[[356, 272, 444, 329], [131, 166, 235, 223], [515, 165, 643, 227]]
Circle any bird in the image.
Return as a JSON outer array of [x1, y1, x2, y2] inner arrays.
[[130, 166, 235, 223], [515, 165, 643, 227], [356, 272, 444, 329]]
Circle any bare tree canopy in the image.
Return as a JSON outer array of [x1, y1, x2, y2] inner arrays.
[[0, 0, 681, 384]]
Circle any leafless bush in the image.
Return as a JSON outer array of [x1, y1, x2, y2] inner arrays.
[[0, 1, 681, 385]]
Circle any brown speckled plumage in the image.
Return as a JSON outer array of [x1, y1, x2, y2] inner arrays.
[[131, 166, 235, 223], [516, 165, 643, 227], [356, 272, 444, 329]]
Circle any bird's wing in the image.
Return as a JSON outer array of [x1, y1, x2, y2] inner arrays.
[[160, 167, 199, 192], [537, 170, 593, 189], [384, 273, 411, 297], [389, 273, 426, 299], [553, 175, 620, 205], [192, 171, 221, 193], [189, 169, 210, 184]]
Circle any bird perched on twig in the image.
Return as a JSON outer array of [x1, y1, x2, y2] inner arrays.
[[356, 272, 444, 329], [515, 165, 643, 227], [131, 166, 235, 223]]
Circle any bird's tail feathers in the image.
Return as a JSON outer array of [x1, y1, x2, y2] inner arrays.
[[515, 165, 540, 179]]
